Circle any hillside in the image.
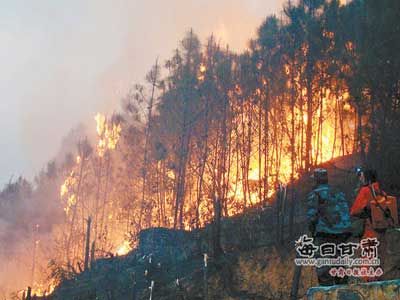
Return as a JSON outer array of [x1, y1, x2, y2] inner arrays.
[[3, 0, 400, 297], [29, 154, 399, 300]]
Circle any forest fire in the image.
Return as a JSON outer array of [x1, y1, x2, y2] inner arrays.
[[95, 113, 122, 157], [116, 240, 132, 256], [44, 90, 354, 291], [48, 90, 353, 290], [6, 0, 399, 297], [49, 22, 356, 277], [30, 283, 56, 298], [28, 39, 355, 300]]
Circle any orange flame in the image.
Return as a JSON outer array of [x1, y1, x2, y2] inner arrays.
[[116, 240, 131, 256], [95, 113, 122, 157]]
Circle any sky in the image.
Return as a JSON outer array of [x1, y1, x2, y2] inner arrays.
[[0, 0, 285, 187]]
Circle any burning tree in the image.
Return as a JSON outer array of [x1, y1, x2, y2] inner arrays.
[[53, 1, 359, 272], [3, 0, 400, 296]]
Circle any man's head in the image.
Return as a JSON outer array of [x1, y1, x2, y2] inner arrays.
[[356, 167, 377, 185], [362, 169, 377, 185], [356, 167, 365, 184], [311, 168, 328, 185]]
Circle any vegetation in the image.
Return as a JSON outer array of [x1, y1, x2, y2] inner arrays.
[[0, 0, 399, 297]]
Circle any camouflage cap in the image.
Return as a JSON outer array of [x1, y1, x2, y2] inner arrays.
[[310, 168, 328, 179]]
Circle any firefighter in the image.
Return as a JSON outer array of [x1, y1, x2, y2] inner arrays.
[[350, 169, 385, 238], [307, 168, 352, 286], [350, 169, 387, 281]]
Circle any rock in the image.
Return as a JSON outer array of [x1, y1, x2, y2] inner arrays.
[[307, 279, 400, 300], [137, 227, 199, 262]]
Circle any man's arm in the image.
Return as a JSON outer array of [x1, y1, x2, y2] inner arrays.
[[350, 188, 369, 217]]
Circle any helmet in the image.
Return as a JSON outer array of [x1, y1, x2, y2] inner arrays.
[[355, 167, 363, 177], [311, 168, 328, 182]]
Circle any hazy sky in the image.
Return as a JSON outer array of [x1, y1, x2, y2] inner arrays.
[[0, 0, 285, 187]]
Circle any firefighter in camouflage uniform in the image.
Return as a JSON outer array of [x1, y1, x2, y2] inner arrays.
[[307, 168, 352, 286]]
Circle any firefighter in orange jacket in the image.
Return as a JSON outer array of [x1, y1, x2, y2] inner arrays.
[[350, 169, 386, 281], [350, 169, 386, 238]]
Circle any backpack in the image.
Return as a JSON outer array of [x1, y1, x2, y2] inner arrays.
[[314, 187, 352, 234], [369, 185, 399, 230]]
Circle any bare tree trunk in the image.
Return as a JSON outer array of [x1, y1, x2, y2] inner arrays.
[[314, 89, 323, 165], [263, 90, 269, 204], [288, 188, 296, 238], [223, 99, 233, 215], [93, 155, 103, 246], [174, 31, 197, 229], [305, 78, 313, 171], [160, 160, 167, 226], [212, 195, 223, 257], [332, 93, 339, 159], [246, 117, 252, 204], [339, 98, 345, 156], [139, 59, 159, 229], [258, 92, 263, 202], [299, 92, 305, 171], [155, 163, 161, 227], [31, 225, 39, 287], [357, 107, 366, 163], [66, 148, 86, 265], [99, 154, 111, 246], [276, 185, 281, 243], [280, 184, 286, 245], [26, 287, 32, 300], [240, 100, 248, 208], [84, 216, 92, 271], [195, 103, 210, 228], [90, 240, 96, 267], [174, 129, 191, 229]]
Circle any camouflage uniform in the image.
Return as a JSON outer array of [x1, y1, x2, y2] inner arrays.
[[307, 183, 352, 286]]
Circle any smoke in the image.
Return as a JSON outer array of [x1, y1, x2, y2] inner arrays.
[[0, 0, 285, 186], [0, 176, 61, 298], [0, 0, 285, 296]]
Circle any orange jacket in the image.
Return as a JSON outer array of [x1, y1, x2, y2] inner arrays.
[[350, 182, 385, 238]]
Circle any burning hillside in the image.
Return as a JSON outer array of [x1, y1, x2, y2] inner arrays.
[[1, 0, 400, 298]]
